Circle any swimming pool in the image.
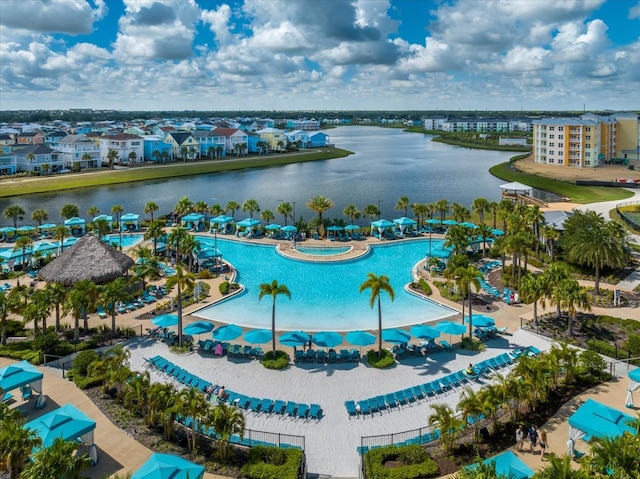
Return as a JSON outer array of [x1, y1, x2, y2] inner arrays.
[[295, 246, 351, 256], [194, 237, 458, 331], [104, 234, 143, 248]]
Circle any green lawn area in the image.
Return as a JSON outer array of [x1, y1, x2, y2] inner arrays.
[[489, 161, 635, 203], [0, 148, 352, 198]]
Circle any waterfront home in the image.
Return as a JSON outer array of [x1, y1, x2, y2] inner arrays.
[[211, 127, 247, 156], [13, 144, 64, 174], [142, 136, 173, 162], [57, 134, 102, 169], [285, 130, 330, 148], [43, 131, 67, 148], [0, 133, 15, 155], [192, 130, 226, 158], [257, 127, 287, 151], [17, 130, 44, 146], [0, 153, 16, 175], [164, 131, 200, 160], [99, 133, 144, 165]]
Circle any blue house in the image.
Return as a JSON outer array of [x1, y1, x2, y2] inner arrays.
[[143, 136, 173, 162], [308, 131, 330, 148], [246, 131, 260, 154], [192, 130, 226, 158]]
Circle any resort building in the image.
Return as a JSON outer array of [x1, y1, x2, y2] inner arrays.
[[532, 113, 640, 168], [57, 134, 102, 169], [192, 130, 227, 158], [99, 133, 144, 165]]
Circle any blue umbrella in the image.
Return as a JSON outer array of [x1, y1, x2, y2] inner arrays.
[[409, 324, 441, 340], [244, 329, 273, 344], [382, 328, 411, 344], [212, 323, 243, 341], [345, 330, 376, 346], [492, 228, 505, 236], [442, 219, 458, 226], [460, 222, 477, 229], [435, 321, 467, 336], [344, 224, 361, 231], [265, 224, 282, 231], [17, 226, 36, 233], [152, 314, 179, 328], [132, 452, 205, 479], [39, 223, 57, 230], [312, 331, 343, 348], [425, 219, 441, 225], [465, 314, 495, 328], [281, 225, 297, 232], [0, 227, 16, 233], [184, 321, 214, 336], [278, 331, 309, 347]]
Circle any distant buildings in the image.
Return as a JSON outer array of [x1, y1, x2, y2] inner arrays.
[[532, 113, 640, 168]]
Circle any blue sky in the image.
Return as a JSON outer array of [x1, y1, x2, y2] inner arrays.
[[1, 0, 639, 111]]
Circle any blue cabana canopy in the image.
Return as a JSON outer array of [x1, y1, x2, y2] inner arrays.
[[211, 215, 234, 224], [568, 398, 635, 456], [120, 213, 140, 231], [371, 219, 394, 240], [181, 213, 205, 231], [25, 403, 97, 463], [132, 453, 205, 479], [466, 450, 533, 479], [0, 360, 45, 407], [64, 217, 86, 235], [626, 368, 640, 407], [236, 218, 261, 228]]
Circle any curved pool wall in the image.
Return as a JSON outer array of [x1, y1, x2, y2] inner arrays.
[[193, 237, 458, 332], [295, 245, 352, 256]]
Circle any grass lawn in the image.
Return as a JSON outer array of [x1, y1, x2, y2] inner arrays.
[[490, 161, 635, 203], [0, 148, 352, 198]]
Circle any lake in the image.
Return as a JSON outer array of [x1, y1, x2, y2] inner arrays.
[[0, 127, 515, 224]]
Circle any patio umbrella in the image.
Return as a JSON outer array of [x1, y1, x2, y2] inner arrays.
[[436, 321, 467, 343], [212, 323, 243, 341], [152, 314, 179, 328], [183, 321, 215, 336], [244, 329, 273, 344], [17, 226, 36, 233], [465, 314, 495, 328], [278, 331, 309, 347], [344, 224, 360, 231], [425, 219, 441, 225], [345, 330, 376, 347], [132, 452, 205, 479], [326, 225, 344, 231], [409, 324, 441, 340], [281, 225, 297, 232], [312, 331, 343, 348], [382, 328, 411, 344], [265, 224, 282, 231], [39, 223, 57, 230], [492, 228, 505, 236], [442, 219, 458, 226], [459, 222, 477, 229]]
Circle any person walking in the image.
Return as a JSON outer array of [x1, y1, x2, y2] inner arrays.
[[515, 424, 525, 452], [528, 425, 538, 453], [539, 429, 547, 460]]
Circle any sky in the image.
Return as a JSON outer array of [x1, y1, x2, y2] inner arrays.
[[1, 0, 639, 112]]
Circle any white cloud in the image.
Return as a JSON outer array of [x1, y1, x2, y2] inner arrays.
[[201, 4, 234, 46], [0, 0, 103, 35], [629, 1, 640, 19], [551, 19, 609, 62]]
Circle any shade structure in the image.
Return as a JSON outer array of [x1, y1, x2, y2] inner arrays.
[[0, 226, 16, 233], [459, 222, 477, 229], [465, 314, 495, 328], [152, 314, 179, 328], [371, 219, 394, 229], [132, 452, 205, 479], [265, 223, 282, 231], [25, 403, 97, 463], [244, 329, 273, 344], [466, 450, 533, 479], [32, 241, 59, 254], [345, 330, 376, 347], [409, 324, 441, 340], [183, 321, 214, 336], [344, 224, 360, 231], [425, 219, 441, 225], [442, 219, 458, 226], [0, 360, 45, 408], [436, 321, 467, 336], [0, 248, 26, 260], [626, 368, 640, 407], [278, 331, 309, 347], [39, 234, 134, 286], [236, 218, 261, 228], [500, 181, 533, 195], [39, 223, 57, 230], [17, 225, 36, 233], [382, 328, 411, 344], [492, 228, 505, 236], [312, 331, 343, 348], [210, 215, 234, 224], [568, 398, 634, 455], [281, 225, 297, 232], [212, 323, 243, 341], [326, 225, 344, 231]]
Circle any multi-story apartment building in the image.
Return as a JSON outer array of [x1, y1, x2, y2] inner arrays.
[[532, 113, 640, 168]]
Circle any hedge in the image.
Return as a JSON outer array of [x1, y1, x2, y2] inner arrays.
[[241, 446, 304, 479], [364, 445, 438, 479]]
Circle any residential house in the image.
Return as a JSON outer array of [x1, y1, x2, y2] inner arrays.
[[13, 144, 64, 174], [16, 130, 44, 146], [143, 135, 173, 162], [0, 133, 15, 154], [57, 134, 102, 169], [246, 131, 260, 154], [237, 119, 259, 132], [192, 130, 227, 158], [165, 131, 200, 160], [0, 154, 16, 175], [257, 127, 287, 152], [43, 131, 67, 148], [307, 131, 330, 148], [211, 128, 248, 156], [100, 133, 144, 164]]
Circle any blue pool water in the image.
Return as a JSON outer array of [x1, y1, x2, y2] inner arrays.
[[104, 234, 143, 248], [194, 237, 458, 331], [295, 246, 351, 256]]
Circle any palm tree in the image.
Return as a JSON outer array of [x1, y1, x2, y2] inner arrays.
[[518, 273, 547, 333], [144, 201, 159, 222], [362, 204, 380, 222], [552, 278, 592, 336], [342, 204, 361, 225], [167, 226, 188, 263], [152, 149, 161, 163], [128, 151, 137, 164], [0, 418, 42, 479], [242, 199, 260, 218], [260, 209, 274, 225], [91, 218, 111, 239], [60, 204, 79, 220], [43, 282, 67, 332], [3, 205, 25, 229], [193, 200, 209, 223], [13, 236, 33, 270], [107, 149, 118, 168], [52, 225, 69, 252], [64, 279, 98, 340], [210, 203, 225, 219], [30, 208, 48, 226], [428, 403, 465, 454], [258, 280, 291, 355], [306, 195, 334, 228], [277, 202, 293, 226], [174, 387, 209, 452], [23, 289, 49, 335], [457, 386, 489, 443], [100, 278, 131, 343], [87, 345, 132, 399], [476, 223, 493, 256], [0, 291, 21, 345], [444, 225, 472, 256], [472, 197, 489, 224], [435, 199, 450, 223], [452, 202, 471, 222], [582, 433, 640, 477], [86, 206, 100, 219], [111, 204, 124, 248], [535, 454, 589, 479], [180, 146, 188, 161], [541, 225, 560, 259], [212, 402, 246, 460], [359, 273, 395, 356], [144, 220, 165, 256], [226, 201, 240, 218], [174, 196, 193, 220], [20, 437, 92, 479], [488, 201, 500, 229], [165, 265, 194, 347], [412, 203, 428, 228], [395, 196, 409, 216], [453, 264, 482, 338]]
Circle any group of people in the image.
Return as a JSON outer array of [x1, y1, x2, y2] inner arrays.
[[516, 424, 547, 460], [205, 384, 228, 402]]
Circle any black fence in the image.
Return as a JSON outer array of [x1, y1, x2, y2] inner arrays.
[[616, 200, 640, 231]]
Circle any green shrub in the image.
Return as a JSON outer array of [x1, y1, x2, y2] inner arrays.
[[364, 445, 438, 479], [416, 278, 432, 295], [196, 269, 215, 279], [367, 348, 395, 369], [4, 319, 27, 337], [241, 445, 303, 479], [73, 350, 100, 376], [626, 334, 640, 355], [579, 350, 608, 378], [460, 337, 485, 352], [587, 339, 630, 360], [70, 373, 104, 389], [219, 281, 229, 295], [260, 350, 290, 370]]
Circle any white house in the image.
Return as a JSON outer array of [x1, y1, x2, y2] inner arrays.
[[99, 133, 144, 164], [57, 134, 102, 169]]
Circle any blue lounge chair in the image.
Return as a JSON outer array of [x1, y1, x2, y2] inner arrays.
[[248, 397, 261, 413], [439, 340, 453, 351], [273, 400, 286, 415], [285, 401, 297, 416], [357, 400, 370, 415], [345, 400, 358, 417], [305, 349, 316, 362], [328, 350, 338, 362], [297, 403, 309, 419], [368, 398, 379, 414], [385, 394, 398, 408], [96, 305, 108, 319], [339, 349, 350, 361], [411, 386, 425, 401], [350, 349, 361, 362], [294, 350, 305, 362], [261, 398, 274, 414], [375, 396, 387, 412], [316, 350, 328, 363], [309, 403, 322, 420], [394, 391, 409, 407]]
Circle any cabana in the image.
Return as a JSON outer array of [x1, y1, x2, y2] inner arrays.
[[92, 215, 113, 232], [132, 453, 205, 479], [626, 368, 640, 407], [209, 215, 234, 234], [181, 213, 205, 231], [195, 247, 222, 268], [465, 450, 533, 479], [0, 226, 17, 241], [64, 217, 86, 236], [0, 360, 45, 408], [499, 181, 533, 202], [567, 398, 635, 457], [25, 403, 97, 464], [370, 219, 394, 240], [120, 213, 140, 231], [235, 218, 262, 237], [393, 217, 418, 236]]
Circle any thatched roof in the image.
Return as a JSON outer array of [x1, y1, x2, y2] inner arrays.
[[39, 234, 135, 286]]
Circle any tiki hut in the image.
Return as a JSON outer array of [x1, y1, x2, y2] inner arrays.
[[39, 234, 134, 286]]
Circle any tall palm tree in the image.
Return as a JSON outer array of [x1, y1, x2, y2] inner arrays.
[[173, 196, 193, 220], [242, 199, 260, 218], [488, 201, 500, 229], [107, 149, 118, 168], [99, 278, 131, 343], [87, 206, 100, 220], [30, 208, 48, 227], [144, 201, 159, 222], [193, 200, 209, 223], [306, 195, 334, 227], [457, 386, 489, 443], [0, 290, 21, 345], [43, 281, 67, 332], [535, 454, 589, 479], [518, 273, 547, 333], [20, 437, 92, 479], [23, 289, 49, 335], [541, 225, 560, 259], [428, 403, 465, 454], [362, 204, 379, 222], [13, 236, 33, 270], [444, 225, 472, 256], [395, 196, 409, 216], [111, 204, 124, 248], [165, 265, 194, 347], [260, 209, 274, 225], [64, 279, 98, 340], [471, 197, 489, 224], [343, 204, 361, 225], [451, 202, 470, 222], [359, 273, 395, 356], [212, 402, 246, 460], [411, 203, 428, 228], [210, 203, 225, 219], [144, 220, 165, 256], [0, 418, 42, 479], [476, 223, 493, 256], [174, 387, 208, 452], [3, 205, 25, 229], [167, 226, 189, 263], [225, 201, 240, 218], [258, 280, 291, 355], [435, 199, 450, 223], [91, 218, 111, 239], [60, 204, 79, 220], [52, 225, 69, 253], [552, 278, 592, 336], [453, 265, 482, 338], [277, 202, 293, 226]]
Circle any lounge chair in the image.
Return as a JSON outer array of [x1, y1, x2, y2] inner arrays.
[[375, 396, 387, 412], [260, 398, 274, 414], [248, 397, 261, 413], [384, 394, 398, 408], [294, 350, 305, 362], [345, 400, 358, 417], [273, 400, 286, 415], [339, 349, 350, 361], [296, 403, 309, 419], [285, 401, 298, 416], [439, 340, 453, 351], [357, 400, 370, 415], [328, 349, 338, 363], [349, 349, 361, 362], [305, 349, 316, 362], [96, 305, 108, 319], [316, 350, 328, 363], [368, 398, 379, 414], [309, 403, 322, 420]]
